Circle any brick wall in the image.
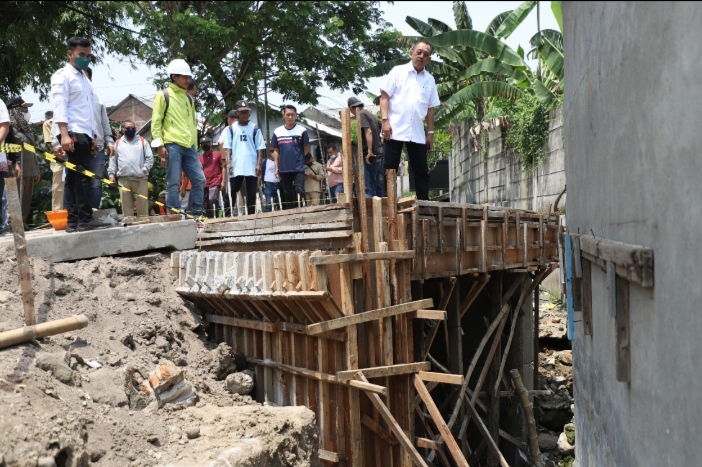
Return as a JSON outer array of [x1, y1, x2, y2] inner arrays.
[[108, 96, 153, 131]]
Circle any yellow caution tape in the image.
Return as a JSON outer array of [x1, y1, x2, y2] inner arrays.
[[19, 141, 203, 220]]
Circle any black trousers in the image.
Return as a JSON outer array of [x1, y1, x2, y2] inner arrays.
[[279, 172, 305, 210], [229, 175, 258, 214], [63, 132, 94, 226], [384, 139, 430, 201]]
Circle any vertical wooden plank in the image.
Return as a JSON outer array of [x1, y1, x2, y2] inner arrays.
[[565, 235, 575, 341], [333, 341, 347, 465], [455, 217, 461, 274], [461, 207, 468, 252], [539, 214, 545, 267], [515, 211, 521, 263], [573, 237, 583, 277], [607, 261, 617, 318], [412, 209, 419, 267], [437, 207, 444, 253], [422, 220, 429, 280], [615, 275, 630, 383], [486, 272, 502, 466], [502, 211, 508, 268], [340, 108, 354, 197], [582, 259, 593, 336], [523, 223, 529, 266], [480, 219, 487, 273], [341, 260, 362, 467], [318, 336, 331, 453]]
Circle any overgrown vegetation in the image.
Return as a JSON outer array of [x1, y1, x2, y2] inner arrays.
[[490, 94, 551, 169]]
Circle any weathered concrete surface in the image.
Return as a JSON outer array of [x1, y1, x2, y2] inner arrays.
[[450, 106, 565, 212], [565, 2, 702, 466], [0, 220, 196, 263]]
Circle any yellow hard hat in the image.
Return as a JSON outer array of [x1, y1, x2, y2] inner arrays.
[[159, 190, 167, 197], [148, 182, 154, 191]]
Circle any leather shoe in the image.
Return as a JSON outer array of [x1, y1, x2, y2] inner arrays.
[[66, 224, 78, 233]]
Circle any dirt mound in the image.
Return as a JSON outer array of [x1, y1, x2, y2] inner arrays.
[[0, 249, 318, 467]]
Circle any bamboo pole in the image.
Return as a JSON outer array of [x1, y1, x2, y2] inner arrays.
[[0, 315, 89, 350], [511, 369, 544, 467], [5, 175, 35, 325]]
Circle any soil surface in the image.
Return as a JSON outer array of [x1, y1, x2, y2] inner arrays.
[[0, 249, 319, 467]]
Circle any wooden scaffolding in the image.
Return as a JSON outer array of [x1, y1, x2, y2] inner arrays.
[[173, 108, 560, 466]]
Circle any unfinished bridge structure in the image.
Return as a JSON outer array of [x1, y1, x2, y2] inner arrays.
[[173, 109, 560, 467]]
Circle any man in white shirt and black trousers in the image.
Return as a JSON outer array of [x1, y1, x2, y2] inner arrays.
[[51, 36, 110, 232], [379, 39, 441, 201]]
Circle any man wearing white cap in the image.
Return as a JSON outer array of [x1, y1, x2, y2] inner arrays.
[[151, 58, 205, 219]]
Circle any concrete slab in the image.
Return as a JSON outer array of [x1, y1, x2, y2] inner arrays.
[[0, 220, 196, 263]]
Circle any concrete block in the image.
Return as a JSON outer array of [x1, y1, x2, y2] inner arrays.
[[0, 220, 196, 263]]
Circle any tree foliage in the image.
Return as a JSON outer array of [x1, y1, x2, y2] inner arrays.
[[107, 1, 402, 126], [0, 1, 131, 99]]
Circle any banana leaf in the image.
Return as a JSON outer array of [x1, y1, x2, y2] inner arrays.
[[486, 11, 512, 36], [453, 1, 473, 30], [533, 78, 556, 107], [537, 36, 564, 84], [494, 1, 537, 39], [406, 16, 436, 37], [426, 30, 527, 68], [428, 18, 452, 33], [552, 1, 563, 33], [443, 81, 523, 107], [458, 57, 529, 82]]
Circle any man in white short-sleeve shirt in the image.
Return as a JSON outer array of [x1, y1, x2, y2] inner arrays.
[[379, 39, 440, 201]]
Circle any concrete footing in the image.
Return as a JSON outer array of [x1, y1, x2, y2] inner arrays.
[[0, 220, 196, 263]]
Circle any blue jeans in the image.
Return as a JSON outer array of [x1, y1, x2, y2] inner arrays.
[[263, 182, 280, 212], [364, 156, 382, 198], [329, 184, 344, 203], [88, 149, 106, 209], [166, 143, 206, 217]]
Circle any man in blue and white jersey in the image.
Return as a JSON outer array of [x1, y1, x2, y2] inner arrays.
[[223, 99, 266, 213]]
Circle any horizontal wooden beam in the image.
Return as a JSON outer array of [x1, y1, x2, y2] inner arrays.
[[248, 357, 387, 396], [205, 202, 350, 225], [204, 315, 348, 342], [197, 229, 353, 247], [318, 449, 340, 463], [309, 250, 415, 265], [418, 371, 464, 385], [337, 362, 431, 381], [415, 310, 446, 320], [574, 233, 653, 287], [416, 437, 444, 451], [307, 299, 433, 335], [198, 220, 352, 239], [205, 314, 275, 332]]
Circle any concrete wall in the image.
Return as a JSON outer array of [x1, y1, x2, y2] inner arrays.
[[450, 106, 565, 212], [565, 2, 702, 466]]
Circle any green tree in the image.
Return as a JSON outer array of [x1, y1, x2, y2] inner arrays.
[[0, 1, 132, 99], [108, 1, 402, 127]]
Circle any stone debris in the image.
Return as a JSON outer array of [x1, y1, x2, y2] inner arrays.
[[148, 360, 198, 408], [35, 351, 74, 385], [226, 372, 254, 396]]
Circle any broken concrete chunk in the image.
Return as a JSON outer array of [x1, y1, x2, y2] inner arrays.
[[148, 360, 197, 408], [82, 368, 129, 407], [35, 351, 74, 385], [37, 457, 57, 467], [226, 372, 254, 396]]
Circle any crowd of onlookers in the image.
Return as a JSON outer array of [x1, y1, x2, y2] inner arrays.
[[0, 35, 439, 233]]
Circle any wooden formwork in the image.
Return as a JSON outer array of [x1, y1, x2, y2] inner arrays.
[[173, 106, 561, 465]]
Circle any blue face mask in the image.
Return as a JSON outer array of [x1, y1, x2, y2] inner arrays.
[[124, 128, 137, 138], [74, 56, 90, 70]]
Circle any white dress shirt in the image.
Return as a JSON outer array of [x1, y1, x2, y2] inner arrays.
[[51, 64, 94, 137], [380, 61, 440, 144]]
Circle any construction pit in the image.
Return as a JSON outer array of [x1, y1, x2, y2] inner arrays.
[[0, 110, 561, 467]]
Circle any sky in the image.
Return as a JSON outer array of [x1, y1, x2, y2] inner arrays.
[[21, 1, 559, 122]]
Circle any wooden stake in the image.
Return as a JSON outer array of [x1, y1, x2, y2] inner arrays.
[[0, 314, 88, 350], [340, 109, 354, 197], [5, 176, 35, 325], [510, 369, 544, 467]]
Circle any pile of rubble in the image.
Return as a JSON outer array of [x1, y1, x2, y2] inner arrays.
[[0, 250, 319, 467], [535, 290, 576, 467]]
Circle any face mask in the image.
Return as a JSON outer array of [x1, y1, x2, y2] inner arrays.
[[202, 144, 211, 152], [21, 110, 31, 122], [74, 56, 90, 70], [124, 128, 137, 138]]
